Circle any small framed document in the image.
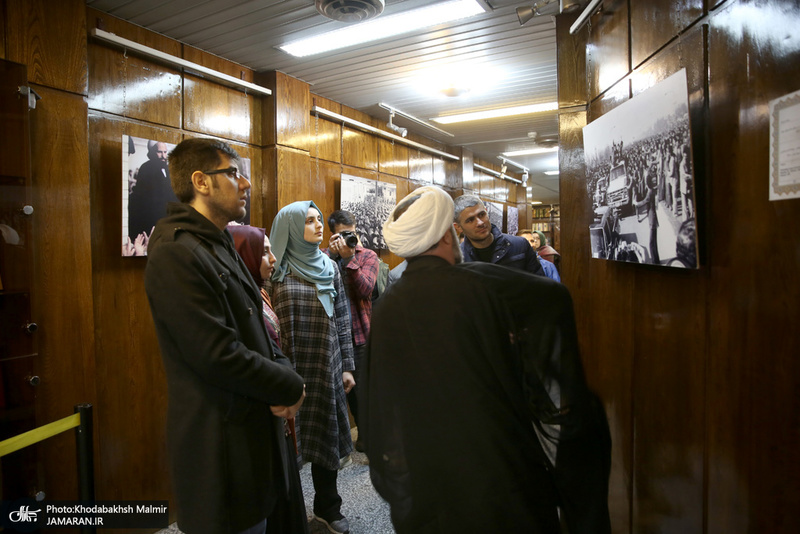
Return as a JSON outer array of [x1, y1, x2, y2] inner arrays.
[[769, 88, 800, 201]]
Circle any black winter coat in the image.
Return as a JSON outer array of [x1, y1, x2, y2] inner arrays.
[[145, 203, 305, 534]]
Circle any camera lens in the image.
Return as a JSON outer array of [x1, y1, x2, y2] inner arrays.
[[341, 231, 358, 248]]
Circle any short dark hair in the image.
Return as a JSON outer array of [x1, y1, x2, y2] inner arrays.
[[168, 138, 240, 203], [327, 209, 356, 232], [453, 194, 484, 223]]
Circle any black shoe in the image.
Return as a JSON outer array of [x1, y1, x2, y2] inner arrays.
[[313, 513, 350, 534], [355, 438, 365, 452]]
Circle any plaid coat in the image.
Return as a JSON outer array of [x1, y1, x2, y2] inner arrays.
[[272, 268, 355, 470]]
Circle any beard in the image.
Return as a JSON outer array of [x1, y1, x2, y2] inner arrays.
[[208, 177, 247, 224]]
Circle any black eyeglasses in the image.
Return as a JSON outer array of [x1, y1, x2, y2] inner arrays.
[[203, 167, 248, 181]]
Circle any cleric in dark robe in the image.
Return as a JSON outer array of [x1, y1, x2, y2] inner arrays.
[[129, 140, 178, 241], [362, 186, 611, 534]]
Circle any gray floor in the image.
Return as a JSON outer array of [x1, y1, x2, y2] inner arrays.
[[157, 429, 394, 534], [303, 448, 394, 534]]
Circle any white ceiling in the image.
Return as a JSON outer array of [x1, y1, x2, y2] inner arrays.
[[86, 0, 565, 204]]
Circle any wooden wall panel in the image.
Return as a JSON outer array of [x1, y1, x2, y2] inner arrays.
[[706, 3, 800, 532], [340, 106, 379, 172], [432, 156, 446, 187], [234, 144, 263, 227], [0, 5, 7, 59], [183, 46, 254, 83], [275, 146, 314, 210], [29, 86, 95, 500], [261, 71, 311, 151], [408, 148, 433, 184], [378, 138, 409, 178], [87, 43, 182, 127], [88, 113, 178, 503], [342, 126, 379, 171], [310, 95, 342, 164], [7, 0, 87, 94], [184, 74, 261, 144], [630, 0, 704, 68], [556, 10, 587, 108], [444, 157, 461, 191], [558, 1, 800, 533], [87, 7, 182, 57], [587, 0, 629, 100]]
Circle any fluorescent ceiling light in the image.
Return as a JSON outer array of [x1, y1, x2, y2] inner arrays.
[[544, 170, 559, 175], [503, 146, 559, 156], [531, 201, 543, 205], [279, 0, 486, 58], [431, 101, 558, 124]]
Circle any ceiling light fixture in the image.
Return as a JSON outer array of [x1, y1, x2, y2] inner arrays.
[[379, 103, 455, 137], [498, 156, 529, 173], [386, 111, 408, 137], [544, 170, 560, 175], [516, 0, 560, 25], [279, 0, 487, 57], [431, 101, 558, 124], [503, 146, 559, 157], [474, 163, 521, 185]]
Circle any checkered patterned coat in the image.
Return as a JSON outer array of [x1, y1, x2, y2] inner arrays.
[[272, 268, 355, 470]]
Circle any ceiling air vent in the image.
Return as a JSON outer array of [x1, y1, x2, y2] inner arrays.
[[315, 0, 385, 23]]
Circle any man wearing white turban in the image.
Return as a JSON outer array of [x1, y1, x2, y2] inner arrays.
[[363, 185, 612, 534]]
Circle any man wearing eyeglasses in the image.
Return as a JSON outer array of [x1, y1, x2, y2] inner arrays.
[[144, 138, 306, 534]]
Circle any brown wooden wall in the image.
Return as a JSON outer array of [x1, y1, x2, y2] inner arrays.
[[556, 0, 800, 532], [1, 0, 521, 526]]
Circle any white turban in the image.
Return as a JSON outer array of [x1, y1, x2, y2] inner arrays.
[[382, 185, 454, 258]]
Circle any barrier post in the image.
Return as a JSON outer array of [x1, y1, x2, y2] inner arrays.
[[74, 403, 95, 534]]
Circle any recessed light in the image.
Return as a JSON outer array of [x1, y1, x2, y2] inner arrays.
[[431, 102, 558, 124], [279, 0, 486, 57], [544, 170, 559, 175], [502, 146, 559, 156]]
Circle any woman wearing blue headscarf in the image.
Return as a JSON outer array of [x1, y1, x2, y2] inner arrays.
[[269, 200, 355, 534]]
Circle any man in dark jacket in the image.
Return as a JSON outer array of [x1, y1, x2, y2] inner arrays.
[[454, 194, 544, 275], [364, 186, 611, 534], [144, 138, 305, 534]]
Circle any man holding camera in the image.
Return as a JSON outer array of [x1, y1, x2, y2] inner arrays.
[[324, 210, 379, 451]]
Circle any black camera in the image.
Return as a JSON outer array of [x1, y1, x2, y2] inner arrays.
[[339, 230, 359, 248]]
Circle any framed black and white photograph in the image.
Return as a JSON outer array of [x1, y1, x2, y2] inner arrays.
[[507, 206, 519, 236], [340, 174, 397, 251], [485, 201, 504, 232], [583, 69, 699, 269], [122, 135, 250, 256]]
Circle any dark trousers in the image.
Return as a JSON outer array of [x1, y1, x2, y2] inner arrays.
[[347, 344, 365, 428], [311, 463, 342, 518]]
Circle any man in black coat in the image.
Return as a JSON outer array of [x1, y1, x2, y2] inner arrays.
[[144, 138, 305, 534], [364, 186, 611, 534]]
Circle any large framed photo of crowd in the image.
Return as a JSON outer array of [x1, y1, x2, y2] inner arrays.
[[121, 135, 250, 256], [340, 174, 397, 250], [583, 69, 699, 269]]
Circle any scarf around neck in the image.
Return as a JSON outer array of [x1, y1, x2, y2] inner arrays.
[[269, 200, 336, 317]]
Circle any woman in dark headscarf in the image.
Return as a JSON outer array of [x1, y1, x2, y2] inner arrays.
[[269, 201, 355, 534], [227, 224, 309, 534], [227, 225, 282, 347]]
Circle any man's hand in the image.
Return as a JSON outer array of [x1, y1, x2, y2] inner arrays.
[[270, 385, 306, 419], [329, 234, 355, 260], [343, 371, 355, 394]]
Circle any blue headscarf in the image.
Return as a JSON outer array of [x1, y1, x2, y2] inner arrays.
[[269, 200, 336, 317]]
